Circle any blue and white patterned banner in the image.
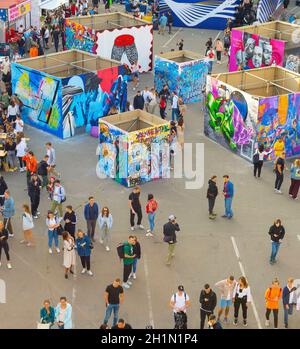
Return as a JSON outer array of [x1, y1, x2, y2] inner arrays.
[[256, 0, 283, 23]]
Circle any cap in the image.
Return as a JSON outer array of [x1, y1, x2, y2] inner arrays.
[[169, 214, 176, 221], [178, 285, 184, 291]]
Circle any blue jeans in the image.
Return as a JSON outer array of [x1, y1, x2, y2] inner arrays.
[[132, 258, 138, 273], [284, 304, 293, 326], [171, 108, 179, 121], [270, 241, 280, 262], [103, 304, 119, 327], [148, 212, 156, 232], [224, 197, 233, 217], [208, 61, 213, 73], [48, 229, 59, 248]]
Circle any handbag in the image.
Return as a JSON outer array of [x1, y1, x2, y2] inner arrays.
[[37, 322, 51, 329], [89, 242, 94, 250], [56, 224, 64, 236]]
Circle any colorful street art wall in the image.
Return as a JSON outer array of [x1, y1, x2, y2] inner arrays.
[[66, 20, 153, 73], [61, 65, 128, 138], [12, 63, 128, 139], [229, 29, 285, 72], [99, 115, 170, 187], [12, 63, 63, 138], [204, 75, 259, 161], [159, 0, 241, 30], [256, 93, 300, 161], [154, 56, 209, 104], [65, 19, 98, 54]]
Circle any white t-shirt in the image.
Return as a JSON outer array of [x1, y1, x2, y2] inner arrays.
[[142, 90, 151, 103], [171, 292, 190, 313], [7, 105, 19, 116], [44, 29, 50, 39], [172, 95, 179, 109], [15, 119, 24, 132]]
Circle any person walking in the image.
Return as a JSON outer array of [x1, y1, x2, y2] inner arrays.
[[282, 278, 297, 329], [50, 180, 66, 220], [253, 144, 269, 178], [289, 159, 300, 199], [62, 231, 75, 279], [199, 284, 217, 329], [233, 276, 252, 326], [40, 300, 55, 327], [46, 211, 60, 255], [206, 47, 215, 74], [76, 229, 93, 276], [171, 91, 179, 122], [222, 175, 234, 219], [130, 236, 141, 280], [20, 204, 35, 247], [55, 297, 73, 329], [170, 285, 190, 329], [84, 196, 99, 242], [0, 220, 12, 269], [215, 38, 223, 64], [207, 175, 218, 219], [145, 194, 158, 237], [28, 174, 41, 219], [38, 155, 50, 189], [268, 218, 285, 265], [120, 236, 136, 289], [63, 206, 77, 240], [167, 11, 173, 34], [98, 207, 113, 251], [215, 276, 237, 324], [53, 26, 60, 52], [16, 137, 27, 172], [22, 151, 38, 187], [1, 190, 15, 237], [265, 278, 282, 328], [274, 151, 286, 194], [163, 214, 180, 266], [46, 142, 59, 178], [159, 13, 167, 35], [129, 186, 144, 231], [103, 278, 124, 327]]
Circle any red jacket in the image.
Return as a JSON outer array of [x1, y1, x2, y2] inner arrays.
[[146, 199, 158, 214]]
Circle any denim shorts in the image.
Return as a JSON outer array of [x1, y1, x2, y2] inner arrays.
[[220, 299, 232, 308]]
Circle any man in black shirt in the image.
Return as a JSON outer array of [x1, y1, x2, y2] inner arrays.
[[199, 284, 217, 329], [128, 186, 144, 231], [167, 11, 173, 34], [111, 318, 132, 329], [133, 91, 145, 110], [28, 173, 42, 219], [103, 278, 124, 327], [163, 214, 180, 266], [274, 151, 286, 193], [38, 155, 50, 189]]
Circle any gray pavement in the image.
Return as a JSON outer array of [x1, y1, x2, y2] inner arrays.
[[1, 7, 300, 330]]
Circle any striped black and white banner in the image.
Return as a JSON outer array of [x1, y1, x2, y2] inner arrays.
[[256, 0, 284, 23]]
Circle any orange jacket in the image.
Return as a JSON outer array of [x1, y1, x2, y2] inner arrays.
[[29, 47, 38, 58], [22, 155, 37, 174], [265, 287, 282, 309]]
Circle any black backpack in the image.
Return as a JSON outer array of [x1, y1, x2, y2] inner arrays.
[[117, 243, 125, 259], [37, 161, 45, 175], [253, 152, 259, 164]]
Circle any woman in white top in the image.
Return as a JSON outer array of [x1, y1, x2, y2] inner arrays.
[[7, 100, 19, 124], [20, 204, 35, 247], [253, 144, 271, 178], [15, 115, 24, 133], [62, 231, 76, 279], [148, 88, 158, 115], [233, 276, 252, 326], [16, 135, 27, 172], [98, 207, 113, 251], [46, 211, 60, 254]]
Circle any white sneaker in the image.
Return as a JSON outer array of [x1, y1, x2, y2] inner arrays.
[[146, 232, 151, 237], [81, 268, 86, 274], [87, 270, 93, 276], [99, 240, 104, 244], [105, 246, 110, 251], [265, 320, 270, 327], [146, 229, 151, 233], [122, 282, 130, 289], [130, 226, 135, 231], [8, 234, 14, 238], [56, 247, 60, 253], [48, 248, 53, 254], [133, 273, 136, 279], [277, 190, 282, 194], [7, 263, 12, 269], [20, 240, 26, 244], [127, 280, 133, 285], [139, 225, 144, 230]]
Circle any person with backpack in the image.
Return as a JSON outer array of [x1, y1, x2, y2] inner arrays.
[[76, 229, 93, 276], [207, 175, 218, 219], [170, 285, 190, 329], [268, 218, 285, 265], [28, 173, 42, 219], [38, 155, 50, 189], [253, 144, 269, 178], [265, 278, 282, 328], [199, 284, 217, 329], [1, 190, 15, 238], [145, 194, 158, 237], [118, 236, 136, 289], [163, 215, 180, 266], [50, 180, 66, 220]]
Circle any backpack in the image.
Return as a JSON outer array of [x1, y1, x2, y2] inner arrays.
[[37, 161, 45, 176], [253, 152, 259, 164], [174, 311, 187, 329], [60, 187, 66, 203], [173, 292, 187, 303], [117, 243, 125, 259]]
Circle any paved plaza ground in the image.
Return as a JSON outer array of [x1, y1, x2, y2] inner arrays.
[[1, 4, 300, 329]]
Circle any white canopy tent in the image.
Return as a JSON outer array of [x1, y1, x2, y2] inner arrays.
[[40, 0, 68, 10]]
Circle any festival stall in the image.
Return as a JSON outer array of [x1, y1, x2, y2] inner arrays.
[[205, 66, 300, 162], [154, 50, 209, 104], [65, 12, 153, 73], [99, 110, 170, 187], [229, 21, 300, 73], [12, 49, 129, 139]]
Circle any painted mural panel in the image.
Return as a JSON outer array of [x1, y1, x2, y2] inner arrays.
[[11, 63, 63, 138], [97, 25, 153, 73], [127, 123, 170, 187], [61, 66, 128, 138], [204, 75, 259, 161], [284, 47, 300, 74], [154, 56, 209, 104], [65, 19, 98, 54], [256, 93, 300, 160], [229, 29, 285, 72]]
